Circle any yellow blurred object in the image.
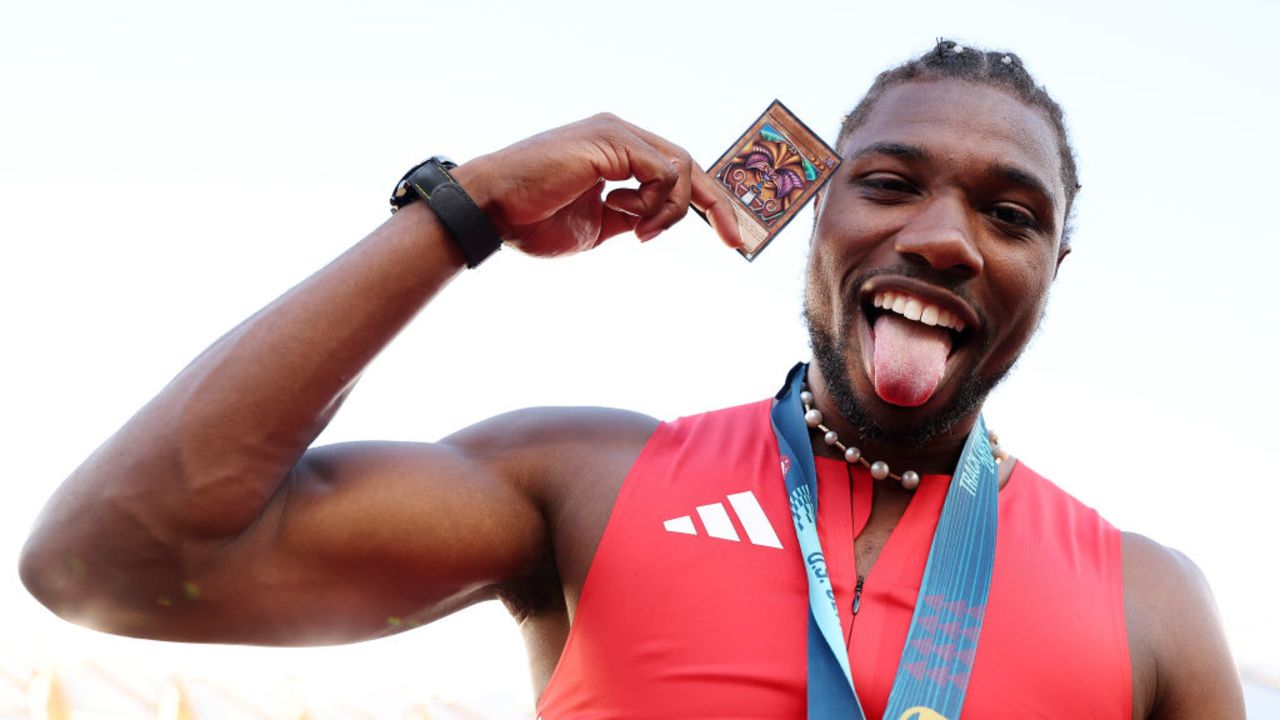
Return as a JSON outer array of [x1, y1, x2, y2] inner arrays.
[[27, 667, 69, 720], [158, 677, 198, 720]]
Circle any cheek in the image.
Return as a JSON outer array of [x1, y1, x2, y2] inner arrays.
[[817, 191, 888, 243], [809, 201, 881, 283], [806, 211, 843, 312], [804, 247, 838, 330], [808, 202, 903, 338], [986, 250, 1057, 345]]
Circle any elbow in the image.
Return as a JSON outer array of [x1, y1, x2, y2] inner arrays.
[[18, 533, 160, 636], [18, 530, 89, 622], [19, 520, 137, 633], [19, 534, 70, 618], [19, 498, 218, 639]]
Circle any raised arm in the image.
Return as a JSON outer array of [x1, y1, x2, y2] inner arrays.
[[19, 114, 741, 645]]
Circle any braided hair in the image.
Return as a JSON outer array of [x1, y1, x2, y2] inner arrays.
[[839, 39, 1081, 242]]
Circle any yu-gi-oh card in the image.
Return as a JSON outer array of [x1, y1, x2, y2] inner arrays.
[[705, 100, 841, 261]]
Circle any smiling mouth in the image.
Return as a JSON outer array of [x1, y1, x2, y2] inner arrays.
[[871, 291, 966, 333], [864, 289, 975, 356]]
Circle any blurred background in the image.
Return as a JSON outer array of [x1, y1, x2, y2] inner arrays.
[[3, 0, 1277, 716]]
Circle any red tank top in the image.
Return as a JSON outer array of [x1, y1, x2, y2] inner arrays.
[[537, 400, 1131, 719]]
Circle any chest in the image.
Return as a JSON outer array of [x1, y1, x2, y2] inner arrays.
[[538, 419, 1131, 719]]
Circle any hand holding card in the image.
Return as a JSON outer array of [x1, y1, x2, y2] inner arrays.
[[703, 101, 842, 261]]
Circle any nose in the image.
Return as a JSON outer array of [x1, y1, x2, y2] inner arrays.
[[893, 193, 984, 278]]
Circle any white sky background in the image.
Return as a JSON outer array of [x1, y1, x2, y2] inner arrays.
[[3, 0, 1278, 715]]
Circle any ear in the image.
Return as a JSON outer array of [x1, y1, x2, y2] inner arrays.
[[1054, 244, 1071, 279]]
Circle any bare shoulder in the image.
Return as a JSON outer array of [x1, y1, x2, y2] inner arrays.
[[443, 405, 660, 591], [1122, 532, 1244, 719], [445, 405, 659, 448], [441, 405, 660, 493]]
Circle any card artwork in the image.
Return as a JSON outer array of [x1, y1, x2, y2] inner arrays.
[[705, 100, 842, 261]]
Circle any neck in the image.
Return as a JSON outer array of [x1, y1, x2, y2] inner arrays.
[[804, 365, 978, 477]]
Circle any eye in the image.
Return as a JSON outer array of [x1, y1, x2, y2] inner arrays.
[[857, 174, 918, 198], [987, 203, 1041, 234]]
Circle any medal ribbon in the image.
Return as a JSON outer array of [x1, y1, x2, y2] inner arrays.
[[770, 362, 998, 720]]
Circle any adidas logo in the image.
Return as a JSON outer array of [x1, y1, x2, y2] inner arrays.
[[662, 490, 783, 549]]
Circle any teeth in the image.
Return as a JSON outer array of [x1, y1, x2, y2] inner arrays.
[[870, 290, 968, 333]]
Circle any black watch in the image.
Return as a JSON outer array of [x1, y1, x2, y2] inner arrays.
[[390, 156, 502, 268]]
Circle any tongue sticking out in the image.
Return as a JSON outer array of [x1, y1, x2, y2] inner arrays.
[[872, 313, 953, 407]]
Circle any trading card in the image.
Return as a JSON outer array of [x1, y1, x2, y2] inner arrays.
[[704, 100, 842, 261]]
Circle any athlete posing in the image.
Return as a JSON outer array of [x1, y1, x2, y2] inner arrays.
[[21, 43, 1243, 718]]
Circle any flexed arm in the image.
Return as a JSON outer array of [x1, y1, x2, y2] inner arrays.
[[19, 114, 741, 644]]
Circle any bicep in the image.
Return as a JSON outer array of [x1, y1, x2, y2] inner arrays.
[[178, 439, 546, 645], [1125, 533, 1245, 719]]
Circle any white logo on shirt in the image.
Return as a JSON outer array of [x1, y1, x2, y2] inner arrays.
[[661, 490, 784, 549]]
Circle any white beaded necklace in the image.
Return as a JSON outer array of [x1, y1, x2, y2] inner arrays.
[[800, 386, 1008, 490]]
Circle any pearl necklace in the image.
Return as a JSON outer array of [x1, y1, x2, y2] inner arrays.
[[800, 387, 1008, 490]]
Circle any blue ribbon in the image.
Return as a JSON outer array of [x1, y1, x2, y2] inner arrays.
[[770, 362, 998, 720]]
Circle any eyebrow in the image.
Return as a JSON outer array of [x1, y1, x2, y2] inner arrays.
[[992, 163, 1058, 212], [848, 141, 927, 162]]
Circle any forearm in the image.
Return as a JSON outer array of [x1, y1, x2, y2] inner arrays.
[[165, 202, 464, 527], [22, 198, 467, 607]]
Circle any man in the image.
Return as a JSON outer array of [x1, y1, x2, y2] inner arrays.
[[20, 41, 1243, 718]]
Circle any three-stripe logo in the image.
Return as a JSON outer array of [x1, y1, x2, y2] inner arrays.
[[662, 490, 783, 549]]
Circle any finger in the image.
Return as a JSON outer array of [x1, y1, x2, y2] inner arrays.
[[620, 144, 683, 240], [593, 116, 728, 244], [599, 207, 640, 242], [596, 141, 678, 240], [615, 126, 696, 240], [634, 152, 692, 241], [624, 124, 741, 247], [604, 187, 646, 218], [690, 169, 745, 249], [606, 187, 675, 243], [586, 180, 641, 245], [578, 181, 639, 247]]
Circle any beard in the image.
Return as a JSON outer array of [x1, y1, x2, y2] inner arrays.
[[805, 305, 1012, 449]]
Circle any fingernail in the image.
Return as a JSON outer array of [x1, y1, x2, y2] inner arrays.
[[637, 228, 659, 242]]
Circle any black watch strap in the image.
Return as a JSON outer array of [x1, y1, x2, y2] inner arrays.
[[390, 156, 502, 268]]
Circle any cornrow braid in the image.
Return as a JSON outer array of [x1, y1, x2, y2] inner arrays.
[[838, 39, 1081, 243]]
